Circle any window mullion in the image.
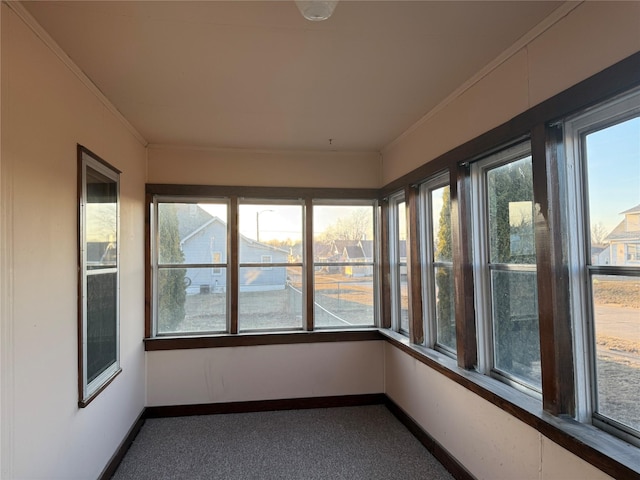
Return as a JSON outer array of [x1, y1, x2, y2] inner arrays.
[[406, 186, 424, 344], [453, 163, 478, 369], [305, 197, 313, 331], [532, 123, 576, 416], [229, 196, 239, 334], [380, 199, 392, 329]]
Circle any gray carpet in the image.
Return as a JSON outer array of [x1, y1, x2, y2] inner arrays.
[[112, 405, 455, 479]]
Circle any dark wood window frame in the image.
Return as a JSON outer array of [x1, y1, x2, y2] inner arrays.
[[146, 186, 380, 339], [143, 52, 640, 478]]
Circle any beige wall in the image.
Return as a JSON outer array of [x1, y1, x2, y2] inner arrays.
[[379, 3, 640, 478], [1, 5, 147, 479], [147, 145, 381, 188], [384, 344, 613, 480], [1, 1, 638, 479], [147, 341, 385, 406], [381, 1, 640, 185]]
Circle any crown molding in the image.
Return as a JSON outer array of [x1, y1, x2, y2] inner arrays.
[[382, 1, 583, 155], [5, 1, 148, 147]]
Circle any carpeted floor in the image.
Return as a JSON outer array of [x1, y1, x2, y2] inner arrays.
[[112, 405, 455, 479]]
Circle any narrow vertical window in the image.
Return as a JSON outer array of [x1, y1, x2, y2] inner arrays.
[[389, 193, 408, 334], [78, 146, 121, 406], [421, 174, 456, 354], [154, 200, 228, 335], [313, 201, 377, 328], [565, 88, 640, 444], [472, 142, 541, 393], [238, 201, 304, 331]]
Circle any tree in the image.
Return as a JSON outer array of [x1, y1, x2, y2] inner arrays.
[[487, 158, 539, 377], [157, 204, 187, 332], [317, 208, 372, 243], [591, 221, 608, 245], [434, 187, 456, 350]]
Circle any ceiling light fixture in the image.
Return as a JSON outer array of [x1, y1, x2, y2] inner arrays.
[[295, 1, 338, 22]]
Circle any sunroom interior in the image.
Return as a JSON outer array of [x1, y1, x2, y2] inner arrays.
[[1, 1, 639, 479]]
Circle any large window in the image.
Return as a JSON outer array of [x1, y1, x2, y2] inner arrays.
[[565, 87, 640, 445], [238, 201, 303, 331], [154, 200, 228, 335], [313, 202, 377, 328], [471, 142, 541, 393], [149, 189, 379, 335], [420, 173, 455, 354], [388, 192, 408, 334], [78, 146, 120, 407]]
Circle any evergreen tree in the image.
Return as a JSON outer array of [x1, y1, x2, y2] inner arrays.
[[434, 187, 456, 350], [158, 204, 187, 332], [487, 158, 539, 380]]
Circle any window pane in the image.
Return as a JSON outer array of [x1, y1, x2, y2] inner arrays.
[[313, 205, 374, 256], [585, 116, 640, 266], [486, 156, 536, 264], [239, 204, 302, 261], [157, 267, 227, 334], [313, 204, 375, 328], [435, 266, 456, 351], [158, 202, 228, 265], [314, 274, 374, 327], [86, 168, 117, 269], [432, 186, 452, 263], [86, 272, 117, 383], [491, 269, 541, 388], [592, 275, 640, 432], [399, 268, 408, 332], [239, 266, 302, 330], [393, 200, 408, 333]]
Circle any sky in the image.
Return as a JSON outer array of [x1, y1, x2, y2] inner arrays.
[[585, 115, 640, 234], [200, 202, 373, 242]]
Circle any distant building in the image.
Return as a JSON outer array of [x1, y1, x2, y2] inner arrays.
[[177, 206, 289, 293], [603, 203, 640, 266]]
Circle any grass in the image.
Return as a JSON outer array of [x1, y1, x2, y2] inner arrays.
[[592, 278, 640, 308]]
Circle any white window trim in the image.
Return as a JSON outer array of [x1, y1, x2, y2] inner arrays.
[[311, 200, 380, 329], [419, 171, 455, 355], [152, 197, 230, 336], [79, 150, 120, 404], [388, 191, 406, 334], [564, 86, 640, 443], [470, 141, 541, 397]]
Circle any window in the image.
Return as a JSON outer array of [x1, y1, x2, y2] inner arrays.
[[388, 192, 408, 334], [471, 142, 541, 393], [78, 146, 121, 407], [565, 87, 640, 445], [420, 173, 456, 354], [313, 202, 377, 328], [149, 188, 379, 336], [153, 199, 228, 335], [238, 201, 303, 331]]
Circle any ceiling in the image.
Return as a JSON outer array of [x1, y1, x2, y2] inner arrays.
[[23, 1, 563, 152]]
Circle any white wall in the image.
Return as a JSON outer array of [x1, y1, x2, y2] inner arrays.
[[1, 4, 147, 479], [148, 145, 381, 188], [147, 341, 384, 406], [384, 344, 613, 480], [381, 1, 640, 184]]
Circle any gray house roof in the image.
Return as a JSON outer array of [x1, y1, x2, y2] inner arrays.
[[620, 203, 640, 215], [605, 204, 640, 242], [344, 245, 366, 260]]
